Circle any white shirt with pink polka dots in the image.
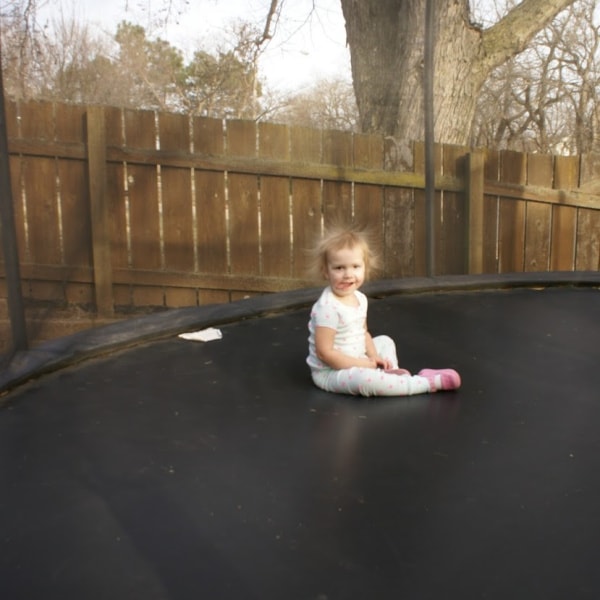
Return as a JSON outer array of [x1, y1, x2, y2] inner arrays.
[[307, 286, 368, 371]]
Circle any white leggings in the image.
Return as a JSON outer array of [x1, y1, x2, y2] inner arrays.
[[311, 335, 432, 397]]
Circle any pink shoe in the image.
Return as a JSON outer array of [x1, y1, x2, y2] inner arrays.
[[385, 368, 412, 376], [418, 368, 461, 392]]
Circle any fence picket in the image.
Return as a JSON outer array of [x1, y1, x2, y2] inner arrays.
[[228, 173, 260, 276], [226, 120, 260, 279], [290, 125, 322, 279], [383, 187, 416, 278], [24, 157, 61, 267], [440, 144, 467, 275], [550, 156, 579, 270], [195, 170, 227, 273], [524, 154, 553, 272], [482, 149, 500, 273], [353, 133, 385, 275], [323, 130, 353, 167], [161, 166, 194, 272], [323, 180, 352, 226], [86, 106, 112, 314], [413, 142, 434, 276], [353, 133, 383, 170], [353, 184, 383, 248], [105, 106, 129, 293], [498, 150, 527, 272], [575, 209, 600, 270], [290, 125, 321, 163], [60, 162, 92, 268], [192, 116, 228, 283], [259, 122, 289, 161], [124, 110, 161, 279], [290, 178, 321, 279], [19, 100, 54, 140], [127, 164, 162, 271], [55, 103, 86, 144], [60, 106, 89, 275], [260, 176, 291, 277], [576, 154, 600, 270], [258, 122, 292, 278], [193, 116, 224, 156], [108, 162, 129, 271]]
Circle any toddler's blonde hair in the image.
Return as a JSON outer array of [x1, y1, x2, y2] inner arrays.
[[308, 223, 379, 281]]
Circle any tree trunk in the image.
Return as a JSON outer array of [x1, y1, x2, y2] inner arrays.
[[341, 0, 577, 145]]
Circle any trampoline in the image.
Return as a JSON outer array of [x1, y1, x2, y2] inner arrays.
[[2, 273, 600, 600]]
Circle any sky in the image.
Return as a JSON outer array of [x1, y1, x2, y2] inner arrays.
[[40, 0, 352, 92]]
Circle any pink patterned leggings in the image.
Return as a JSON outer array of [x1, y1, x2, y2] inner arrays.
[[310, 335, 432, 397]]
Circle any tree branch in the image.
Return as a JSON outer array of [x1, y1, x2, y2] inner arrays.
[[481, 0, 577, 71], [259, 0, 281, 45]]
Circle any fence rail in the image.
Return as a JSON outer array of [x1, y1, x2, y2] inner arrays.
[[1, 100, 600, 329]]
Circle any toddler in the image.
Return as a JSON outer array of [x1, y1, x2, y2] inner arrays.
[[306, 225, 461, 397]]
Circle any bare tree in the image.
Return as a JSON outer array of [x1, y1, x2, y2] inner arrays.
[[472, 0, 600, 155], [272, 76, 358, 131], [553, 0, 600, 154], [0, 0, 46, 99], [38, 17, 115, 104]]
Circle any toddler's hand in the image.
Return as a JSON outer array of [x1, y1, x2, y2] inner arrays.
[[373, 356, 393, 370]]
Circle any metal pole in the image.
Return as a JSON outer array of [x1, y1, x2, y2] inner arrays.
[[0, 39, 28, 351], [424, 0, 435, 277]]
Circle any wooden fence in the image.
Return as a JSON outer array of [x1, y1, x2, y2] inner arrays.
[[1, 99, 600, 318]]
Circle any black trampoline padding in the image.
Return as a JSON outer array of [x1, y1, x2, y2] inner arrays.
[[1, 285, 600, 599]]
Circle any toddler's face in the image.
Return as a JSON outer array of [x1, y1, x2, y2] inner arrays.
[[323, 245, 366, 300]]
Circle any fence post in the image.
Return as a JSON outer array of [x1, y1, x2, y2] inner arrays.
[[0, 46, 27, 351], [86, 106, 114, 316], [466, 150, 484, 274], [424, 0, 436, 277]]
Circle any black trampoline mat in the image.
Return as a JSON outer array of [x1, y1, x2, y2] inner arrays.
[[2, 286, 600, 599]]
